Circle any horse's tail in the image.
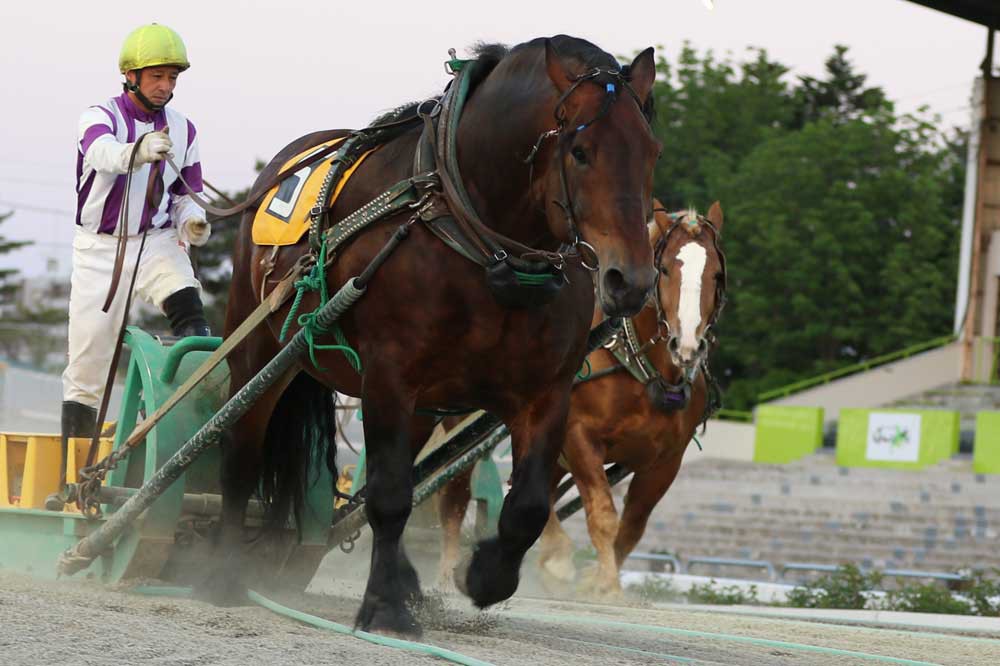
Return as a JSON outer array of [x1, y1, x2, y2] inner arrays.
[[258, 371, 338, 536]]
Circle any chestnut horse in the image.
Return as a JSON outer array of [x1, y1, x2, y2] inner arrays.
[[215, 36, 660, 634], [437, 203, 726, 597]]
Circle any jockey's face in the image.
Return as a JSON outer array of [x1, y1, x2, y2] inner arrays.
[[126, 66, 180, 110]]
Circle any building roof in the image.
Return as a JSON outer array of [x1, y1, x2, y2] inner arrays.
[[905, 1, 1000, 27]]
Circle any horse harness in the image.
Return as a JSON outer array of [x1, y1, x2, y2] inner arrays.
[[581, 211, 727, 426]]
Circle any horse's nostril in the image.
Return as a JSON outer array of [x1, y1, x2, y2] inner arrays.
[[668, 337, 679, 353], [603, 268, 625, 296], [698, 338, 708, 354]]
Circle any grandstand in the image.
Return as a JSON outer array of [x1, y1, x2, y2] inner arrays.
[[565, 451, 1000, 579]]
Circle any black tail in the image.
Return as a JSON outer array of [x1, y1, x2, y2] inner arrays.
[[258, 372, 338, 536]]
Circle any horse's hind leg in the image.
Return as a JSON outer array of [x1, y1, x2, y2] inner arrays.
[[564, 424, 621, 598], [354, 369, 427, 635], [457, 389, 571, 608], [436, 468, 471, 590], [613, 451, 684, 570], [538, 506, 577, 583]]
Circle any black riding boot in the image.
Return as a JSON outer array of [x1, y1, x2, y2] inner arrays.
[[43, 400, 97, 511], [163, 286, 212, 337]]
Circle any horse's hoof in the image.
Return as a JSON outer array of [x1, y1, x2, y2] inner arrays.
[[540, 555, 576, 583], [355, 595, 422, 638], [576, 565, 623, 601], [457, 540, 519, 608]]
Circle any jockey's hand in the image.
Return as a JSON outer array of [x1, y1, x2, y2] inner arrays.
[[179, 217, 211, 246], [135, 131, 173, 165]]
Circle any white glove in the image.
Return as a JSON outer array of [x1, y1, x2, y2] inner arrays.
[[179, 217, 211, 246], [134, 131, 173, 165]]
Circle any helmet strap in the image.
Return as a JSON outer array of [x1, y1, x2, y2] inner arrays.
[[123, 70, 172, 112]]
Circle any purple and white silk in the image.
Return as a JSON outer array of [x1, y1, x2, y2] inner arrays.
[[75, 92, 204, 236]]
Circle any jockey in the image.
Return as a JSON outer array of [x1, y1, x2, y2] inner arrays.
[[47, 23, 212, 510]]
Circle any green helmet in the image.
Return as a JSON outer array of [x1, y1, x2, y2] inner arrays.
[[118, 23, 190, 74]]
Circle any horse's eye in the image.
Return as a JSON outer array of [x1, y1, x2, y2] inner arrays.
[[571, 146, 588, 165]]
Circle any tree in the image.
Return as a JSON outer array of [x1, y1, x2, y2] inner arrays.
[[791, 45, 890, 128], [0, 210, 29, 310]]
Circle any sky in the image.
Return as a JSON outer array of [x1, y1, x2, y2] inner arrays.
[[0, 0, 992, 278]]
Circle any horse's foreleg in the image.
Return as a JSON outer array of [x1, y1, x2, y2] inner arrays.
[[563, 423, 621, 597], [355, 370, 422, 635], [457, 389, 571, 608], [613, 451, 684, 568], [436, 469, 471, 589]]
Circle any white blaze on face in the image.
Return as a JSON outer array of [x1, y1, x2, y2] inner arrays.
[[676, 241, 708, 361]]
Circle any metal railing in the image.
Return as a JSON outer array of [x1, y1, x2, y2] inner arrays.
[[625, 553, 968, 587], [624, 551, 682, 573], [686, 556, 777, 581], [757, 334, 957, 402], [625, 553, 776, 580]]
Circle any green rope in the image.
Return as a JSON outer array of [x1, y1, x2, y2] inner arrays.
[[692, 434, 703, 451], [279, 243, 363, 373], [576, 358, 592, 380]]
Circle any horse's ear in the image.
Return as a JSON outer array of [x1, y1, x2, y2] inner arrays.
[[707, 201, 724, 234], [652, 205, 673, 240], [545, 39, 573, 94], [627, 47, 656, 105]]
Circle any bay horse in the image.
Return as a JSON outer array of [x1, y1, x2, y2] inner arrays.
[[436, 203, 726, 598], [215, 36, 660, 634]]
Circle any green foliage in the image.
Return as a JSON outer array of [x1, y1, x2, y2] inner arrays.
[[625, 575, 681, 603], [688, 580, 759, 605], [785, 564, 881, 609], [954, 569, 1000, 617], [884, 583, 974, 615], [786, 565, 1000, 616], [647, 44, 964, 409]]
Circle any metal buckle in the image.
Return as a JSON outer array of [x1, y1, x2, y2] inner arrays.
[[493, 248, 509, 263], [417, 97, 442, 119], [576, 239, 599, 272]]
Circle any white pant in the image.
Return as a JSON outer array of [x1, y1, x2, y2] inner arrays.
[[62, 227, 202, 407]]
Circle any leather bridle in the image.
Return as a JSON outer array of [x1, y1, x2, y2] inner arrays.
[[649, 209, 728, 374], [524, 66, 652, 271]]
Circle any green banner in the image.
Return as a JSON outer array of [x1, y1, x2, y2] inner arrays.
[[974, 412, 1000, 475], [753, 406, 824, 464], [835, 408, 959, 470]]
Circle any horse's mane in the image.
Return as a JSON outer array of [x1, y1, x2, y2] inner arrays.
[[368, 36, 654, 127]]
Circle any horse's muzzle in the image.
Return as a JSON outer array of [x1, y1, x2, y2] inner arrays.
[[599, 266, 654, 317]]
